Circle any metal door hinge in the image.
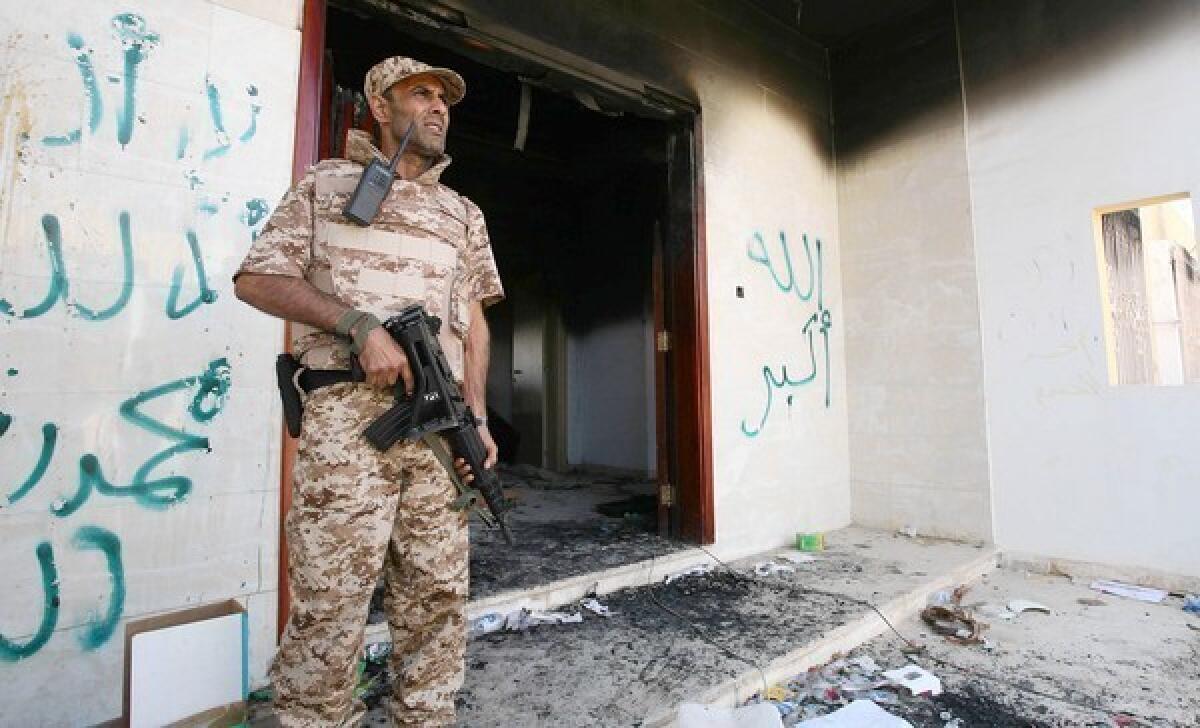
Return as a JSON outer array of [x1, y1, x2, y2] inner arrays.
[[656, 331, 671, 352], [659, 482, 674, 507]]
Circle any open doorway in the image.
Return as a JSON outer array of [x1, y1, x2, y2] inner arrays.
[[315, 1, 711, 601]]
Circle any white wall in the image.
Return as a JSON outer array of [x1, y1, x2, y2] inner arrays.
[[0, 0, 300, 723], [835, 4, 992, 542], [958, 0, 1200, 577], [698, 61, 849, 557]]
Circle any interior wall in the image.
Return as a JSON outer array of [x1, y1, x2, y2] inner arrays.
[[566, 302, 655, 473], [0, 0, 300, 724], [957, 0, 1200, 577], [833, 1, 992, 542]]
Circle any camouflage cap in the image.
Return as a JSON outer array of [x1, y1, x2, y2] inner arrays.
[[364, 56, 466, 105]]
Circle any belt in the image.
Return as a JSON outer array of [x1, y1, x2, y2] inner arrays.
[[296, 367, 361, 394]]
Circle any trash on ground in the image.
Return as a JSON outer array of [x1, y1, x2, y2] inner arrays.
[[779, 552, 818, 564], [977, 603, 1016, 621], [666, 564, 714, 584], [765, 686, 789, 701], [883, 664, 943, 697], [897, 525, 919, 539], [920, 597, 985, 644], [927, 590, 953, 607], [850, 656, 880, 675], [505, 608, 582, 631], [796, 532, 825, 551], [1006, 599, 1051, 616], [794, 699, 913, 727], [1076, 597, 1106, 607], [468, 606, 583, 637], [467, 612, 506, 639], [678, 701, 785, 728], [1089, 579, 1167, 603], [1182, 595, 1200, 614], [581, 598, 613, 617], [755, 561, 797, 577], [980, 637, 997, 652]]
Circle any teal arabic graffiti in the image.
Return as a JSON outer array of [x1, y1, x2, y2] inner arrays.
[[0, 525, 125, 661], [53, 358, 232, 517], [741, 231, 833, 437]]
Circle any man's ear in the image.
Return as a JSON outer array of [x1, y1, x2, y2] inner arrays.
[[368, 92, 391, 125]]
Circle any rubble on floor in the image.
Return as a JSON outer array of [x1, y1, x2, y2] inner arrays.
[[743, 567, 1199, 727]]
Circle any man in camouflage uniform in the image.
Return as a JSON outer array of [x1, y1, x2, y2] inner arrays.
[[234, 56, 504, 727]]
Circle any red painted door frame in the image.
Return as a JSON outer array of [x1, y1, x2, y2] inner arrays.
[[278, 0, 326, 640]]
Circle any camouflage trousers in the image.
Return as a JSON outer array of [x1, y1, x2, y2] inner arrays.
[[271, 382, 468, 728]]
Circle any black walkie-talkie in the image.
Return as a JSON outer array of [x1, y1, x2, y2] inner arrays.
[[343, 120, 416, 226]]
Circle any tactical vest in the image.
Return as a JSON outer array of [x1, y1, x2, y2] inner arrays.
[[291, 158, 473, 382]]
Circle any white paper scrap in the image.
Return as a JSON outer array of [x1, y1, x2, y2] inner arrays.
[[1006, 599, 1051, 615], [779, 552, 818, 564], [796, 699, 914, 727], [1089, 580, 1167, 603], [754, 561, 796, 577], [883, 664, 943, 697], [666, 564, 712, 584], [581, 598, 613, 617]]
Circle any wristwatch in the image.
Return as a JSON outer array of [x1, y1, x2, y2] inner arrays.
[[474, 415, 487, 427]]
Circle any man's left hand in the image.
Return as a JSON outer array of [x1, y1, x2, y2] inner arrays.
[[479, 425, 498, 469]]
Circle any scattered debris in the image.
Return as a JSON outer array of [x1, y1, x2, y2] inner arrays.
[[920, 586, 986, 644], [755, 561, 797, 577], [679, 702, 785, 728], [796, 532, 826, 551], [765, 686, 789, 701], [795, 699, 913, 727], [897, 525, 919, 539], [976, 602, 1016, 621], [883, 664, 943, 697], [247, 687, 272, 703], [1077, 597, 1106, 607], [1089, 579, 1167, 603], [779, 552, 818, 565], [666, 564, 714, 584], [468, 605, 584, 638], [1006, 599, 1051, 616], [1183, 595, 1200, 614], [581, 597, 613, 617], [850, 656, 881, 674], [980, 637, 997, 652], [467, 612, 506, 639], [503, 608, 582, 631]]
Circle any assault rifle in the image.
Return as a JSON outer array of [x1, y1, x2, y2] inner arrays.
[[363, 306, 514, 544], [275, 305, 513, 544]]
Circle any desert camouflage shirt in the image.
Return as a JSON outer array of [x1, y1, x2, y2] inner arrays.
[[236, 129, 504, 381]]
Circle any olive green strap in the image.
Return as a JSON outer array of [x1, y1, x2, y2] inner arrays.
[[348, 314, 381, 355]]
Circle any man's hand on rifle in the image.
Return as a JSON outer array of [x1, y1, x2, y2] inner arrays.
[[479, 425, 498, 469], [359, 327, 414, 394]]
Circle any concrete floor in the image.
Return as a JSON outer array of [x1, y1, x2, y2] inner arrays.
[[367, 468, 684, 628], [371, 527, 996, 726], [828, 569, 1200, 726], [257, 528, 1199, 727]]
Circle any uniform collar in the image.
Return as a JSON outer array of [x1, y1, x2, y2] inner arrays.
[[343, 128, 452, 185]]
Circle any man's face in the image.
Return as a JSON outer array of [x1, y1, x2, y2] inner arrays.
[[380, 75, 449, 157]]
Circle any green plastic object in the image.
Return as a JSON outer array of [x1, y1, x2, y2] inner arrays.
[[796, 532, 824, 551]]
